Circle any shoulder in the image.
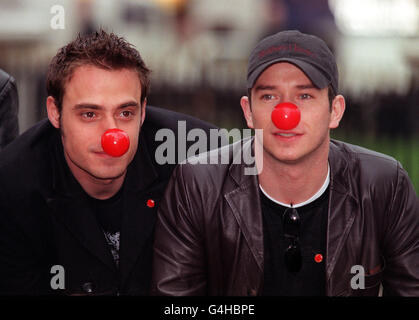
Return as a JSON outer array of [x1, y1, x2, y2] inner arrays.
[[143, 105, 218, 134], [163, 143, 236, 213], [0, 119, 52, 166], [174, 137, 249, 188], [0, 119, 53, 195], [0, 68, 17, 103], [331, 139, 399, 175], [330, 139, 412, 197], [141, 106, 221, 166], [179, 144, 233, 176]]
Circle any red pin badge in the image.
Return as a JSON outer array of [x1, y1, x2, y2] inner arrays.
[[271, 102, 301, 130], [101, 128, 130, 157], [314, 253, 323, 263], [146, 199, 155, 208]]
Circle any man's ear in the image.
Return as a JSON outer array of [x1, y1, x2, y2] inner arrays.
[[240, 96, 254, 129], [329, 94, 345, 129], [46, 96, 60, 129]]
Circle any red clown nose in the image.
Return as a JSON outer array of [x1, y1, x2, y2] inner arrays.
[[101, 128, 130, 157], [271, 102, 301, 130]]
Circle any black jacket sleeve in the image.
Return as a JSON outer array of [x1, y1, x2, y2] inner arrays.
[[151, 163, 208, 296], [382, 163, 419, 296], [0, 69, 19, 150]]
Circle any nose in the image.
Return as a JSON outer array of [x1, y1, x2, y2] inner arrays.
[[101, 128, 130, 157], [271, 102, 301, 130], [102, 115, 118, 132]]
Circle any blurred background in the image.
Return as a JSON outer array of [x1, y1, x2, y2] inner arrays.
[[0, 0, 418, 192]]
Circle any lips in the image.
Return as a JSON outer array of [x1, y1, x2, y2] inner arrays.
[[274, 131, 301, 136], [94, 151, 114, 158], [273, 131, 303, 141], [275, 132, 298, 137]]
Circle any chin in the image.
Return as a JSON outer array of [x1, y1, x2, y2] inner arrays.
[[268, 147, 313, 165], [89, 167, 127, 181], [274, 154, 302, 164]]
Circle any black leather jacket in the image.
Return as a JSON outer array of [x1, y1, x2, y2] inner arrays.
[[152, 138, 419, 296], [0, 69, 19, 150]]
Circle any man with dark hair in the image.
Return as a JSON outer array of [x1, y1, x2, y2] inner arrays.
[[0, 69, 19, 150], [0, 31, 217, 295], [151, 30, 419, 296]]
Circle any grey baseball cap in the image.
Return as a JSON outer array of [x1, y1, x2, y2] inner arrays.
[[247, 30, 338, 94]]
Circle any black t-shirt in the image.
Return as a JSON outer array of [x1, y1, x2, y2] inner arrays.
[[87, 186, 124, 268], [261, 186, 329, 296]]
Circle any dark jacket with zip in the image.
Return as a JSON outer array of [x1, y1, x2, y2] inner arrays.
[[0, 106, 217, 295], [151, 138, 419, 296]]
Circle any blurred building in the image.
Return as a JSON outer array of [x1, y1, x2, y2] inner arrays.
[[0, 0, 265, 130], [0, 0, 418, 133], [0, 0, 417, 190]]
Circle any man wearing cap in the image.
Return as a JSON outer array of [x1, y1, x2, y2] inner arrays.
[[151, 30, 419, 296]]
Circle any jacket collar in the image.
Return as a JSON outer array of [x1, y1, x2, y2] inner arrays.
[[228, 137, 257, 187], [225, 138, 264, 274], [325, 140, 359, 294], [328, 140, 355, 196]]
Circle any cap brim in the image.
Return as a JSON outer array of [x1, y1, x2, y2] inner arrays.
[[247, 58, 330, 90]]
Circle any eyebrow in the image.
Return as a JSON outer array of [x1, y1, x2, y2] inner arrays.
[[295, 84, 317, 90], [73, 101, 139, 110], [253, 85, 276, 92]]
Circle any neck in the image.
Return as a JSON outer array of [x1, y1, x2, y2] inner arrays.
[[257, 140, 330, 205], [78, 174, 126, 200], [64, 153, 126, 200]]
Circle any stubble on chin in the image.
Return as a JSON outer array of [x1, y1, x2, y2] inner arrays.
[[87, 167, 127, 182], [263, 134, 330, 166]]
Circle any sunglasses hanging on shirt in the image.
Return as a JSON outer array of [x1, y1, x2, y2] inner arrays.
[[283, 205, 302, 273]]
